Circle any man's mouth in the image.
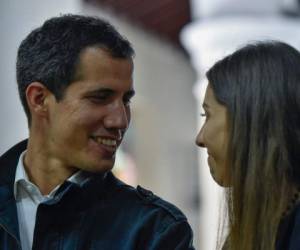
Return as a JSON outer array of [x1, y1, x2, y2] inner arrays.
[[90, 136, 118, 148]]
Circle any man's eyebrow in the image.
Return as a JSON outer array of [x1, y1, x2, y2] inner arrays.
[[85, 88, 114, 95], [85, 88, 135, 97]]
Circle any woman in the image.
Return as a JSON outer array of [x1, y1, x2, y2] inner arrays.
[[196, 41, 300, 250]]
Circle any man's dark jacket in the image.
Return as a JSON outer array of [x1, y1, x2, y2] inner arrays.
[[0, 140, 194, 250]]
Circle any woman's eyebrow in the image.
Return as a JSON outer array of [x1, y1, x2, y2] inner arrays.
[[125, 89, 135, 98]]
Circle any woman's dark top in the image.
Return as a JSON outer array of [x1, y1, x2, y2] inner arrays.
[[276, 203, 300, 250]]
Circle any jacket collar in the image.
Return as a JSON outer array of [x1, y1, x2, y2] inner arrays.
[[0, 140, 27, 243], [0, 140, 27, 187], [0, 140, 119, 241]]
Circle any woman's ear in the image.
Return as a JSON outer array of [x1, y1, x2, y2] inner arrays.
[[25, 82, 51, 119]]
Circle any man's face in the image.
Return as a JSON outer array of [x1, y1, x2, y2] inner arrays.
[[45, 47, 134, 173], [195, 84, 230, 187]]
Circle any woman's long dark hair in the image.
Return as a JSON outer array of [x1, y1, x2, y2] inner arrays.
[[206, 41, 300, 250]]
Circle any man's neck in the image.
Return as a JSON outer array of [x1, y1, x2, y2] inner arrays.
[[24, 138, 77, 195]]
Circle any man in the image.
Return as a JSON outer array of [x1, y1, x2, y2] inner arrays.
[[0, 15, 194, 250]]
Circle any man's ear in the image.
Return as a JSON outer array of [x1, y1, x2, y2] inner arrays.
[[25, 82, 52, 119]]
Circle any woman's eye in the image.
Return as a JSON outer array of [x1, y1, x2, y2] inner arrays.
[[123, 97, 132, 106]]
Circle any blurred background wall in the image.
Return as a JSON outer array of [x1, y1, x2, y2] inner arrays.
[[2, 0, 300, 249]]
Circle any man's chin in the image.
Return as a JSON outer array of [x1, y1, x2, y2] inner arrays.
[[83, 159, 115, 173], [96, 162, 114, 173]]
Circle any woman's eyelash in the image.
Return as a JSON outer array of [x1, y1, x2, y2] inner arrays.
[[123, 98, 131, 105]]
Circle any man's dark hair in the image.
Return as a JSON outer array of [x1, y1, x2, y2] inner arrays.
[[16, 14, 134, 125]]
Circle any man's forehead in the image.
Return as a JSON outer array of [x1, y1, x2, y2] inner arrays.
[[79, 46, 133, 64], [76, 48, 132, 75]]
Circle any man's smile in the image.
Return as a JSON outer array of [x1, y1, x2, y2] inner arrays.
[[90, 136, 118, 147]]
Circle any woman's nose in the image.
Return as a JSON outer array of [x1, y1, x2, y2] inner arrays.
[[195, 127, 205, 148]]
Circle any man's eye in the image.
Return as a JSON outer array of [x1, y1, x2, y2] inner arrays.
[[88, 95, 108, 103]]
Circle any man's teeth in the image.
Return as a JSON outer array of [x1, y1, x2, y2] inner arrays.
[[94, 137, 117, 146]]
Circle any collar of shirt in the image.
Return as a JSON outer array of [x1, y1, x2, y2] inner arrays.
[[14, 150, 90, 203]]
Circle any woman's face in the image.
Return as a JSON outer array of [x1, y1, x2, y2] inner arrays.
[[195, 84, 230, 187]]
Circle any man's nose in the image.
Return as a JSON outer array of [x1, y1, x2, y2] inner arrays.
[[104, 101, 130, 130], [195, 127, 205, 148]]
